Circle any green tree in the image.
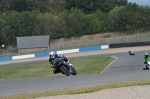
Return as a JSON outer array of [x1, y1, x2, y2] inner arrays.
[[97, 0, 116, 12], [26, 0, 51, 13], [65, 0, 116, 13], [0, 11, 38, 45], [63, 8, 87, 37], [0, 0, 12, 14], [115, 0, 128, 6], [49, 0, 66, 13], [85, 10, 107, 33], [0, 17, 8, 45], [107, 6, 125, 31], [9, 0, 27, 12], [35, 13, 60, 38], [111, 3, 149, 32], [140, 6, 150, 31], [0, 0, 52, 14]]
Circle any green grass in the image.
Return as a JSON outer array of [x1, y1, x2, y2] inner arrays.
[[0, 62, 55, 80], [0, 57, 114, 80]]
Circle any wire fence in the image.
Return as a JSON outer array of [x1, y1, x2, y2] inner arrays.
[[1, 31, 150, 57]]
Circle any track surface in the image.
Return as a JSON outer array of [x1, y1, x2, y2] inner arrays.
[[1, 46, 150, 96]]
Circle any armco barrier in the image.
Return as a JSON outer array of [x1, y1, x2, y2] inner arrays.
[[12, 54, 35, 60], [79, 46, 101, 52], [35, 52, 50, 57], [101, 45, 109, 49], [0, 45, 109, 62], [0, 56, 12, 62], [57, 49, 79, 54]]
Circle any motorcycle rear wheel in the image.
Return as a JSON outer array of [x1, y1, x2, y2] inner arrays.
[[143, 67, 149, 70]]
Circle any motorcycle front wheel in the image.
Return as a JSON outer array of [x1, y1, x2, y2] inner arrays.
[[71, 66, 77, 75], [60, 65, 70, 76]]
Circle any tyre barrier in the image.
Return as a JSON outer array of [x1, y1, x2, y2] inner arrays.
[[109, 41, 150, 48]]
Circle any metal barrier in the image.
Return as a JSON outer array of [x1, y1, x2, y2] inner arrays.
[[0, 45, 109, 62]]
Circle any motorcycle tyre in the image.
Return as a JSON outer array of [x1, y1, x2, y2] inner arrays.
[[60, 65, 70, 76], [143, 67, 149, 70], [71, 66, 77, 75]]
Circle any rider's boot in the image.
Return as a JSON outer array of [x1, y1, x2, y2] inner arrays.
[[53, 69, 60, 74]]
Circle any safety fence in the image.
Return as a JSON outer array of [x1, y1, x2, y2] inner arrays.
[[0, 45, 109, 62]]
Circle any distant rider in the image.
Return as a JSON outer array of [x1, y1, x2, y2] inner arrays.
[[144, 53, 149, 69], [129, 51, 135, 55], [49, 52, 72, 74]]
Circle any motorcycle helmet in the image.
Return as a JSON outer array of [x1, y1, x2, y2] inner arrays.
[[49, 51, 55, 58], [145, 53, 149, 56]]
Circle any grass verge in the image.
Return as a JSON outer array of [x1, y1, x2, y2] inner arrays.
[[0, 57, 114, 80]]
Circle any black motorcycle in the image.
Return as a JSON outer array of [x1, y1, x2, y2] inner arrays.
[[51, 58, 77, 76]]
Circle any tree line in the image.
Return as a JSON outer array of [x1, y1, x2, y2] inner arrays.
[[0, 0, 150, 46]]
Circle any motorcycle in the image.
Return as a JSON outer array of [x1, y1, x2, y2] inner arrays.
[[129, 51, 135, 56], [51, 58, 77, 76], [143, 56, 150, 70]]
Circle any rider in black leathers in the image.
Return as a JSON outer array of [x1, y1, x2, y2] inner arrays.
[[49, 52, 72, 74]]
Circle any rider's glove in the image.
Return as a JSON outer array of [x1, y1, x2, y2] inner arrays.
[[67, 61, 70, 64], [50, 63, 54, 68]]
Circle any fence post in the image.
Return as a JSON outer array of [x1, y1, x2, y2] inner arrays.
[[2, 44, 4, 57]]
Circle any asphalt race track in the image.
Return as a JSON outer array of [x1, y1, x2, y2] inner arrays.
[[1, 51, 150, 96]]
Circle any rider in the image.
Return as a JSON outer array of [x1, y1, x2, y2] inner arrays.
[[144, 53, 149, 69], [49, 51, 72, 74]]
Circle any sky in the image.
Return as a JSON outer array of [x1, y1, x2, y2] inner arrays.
[[128, 0, 150, 6]]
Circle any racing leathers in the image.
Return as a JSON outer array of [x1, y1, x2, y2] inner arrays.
[[144, 54, 149, 68]]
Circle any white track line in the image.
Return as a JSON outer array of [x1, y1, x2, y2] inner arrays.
[[101, 56, 118, 73]]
